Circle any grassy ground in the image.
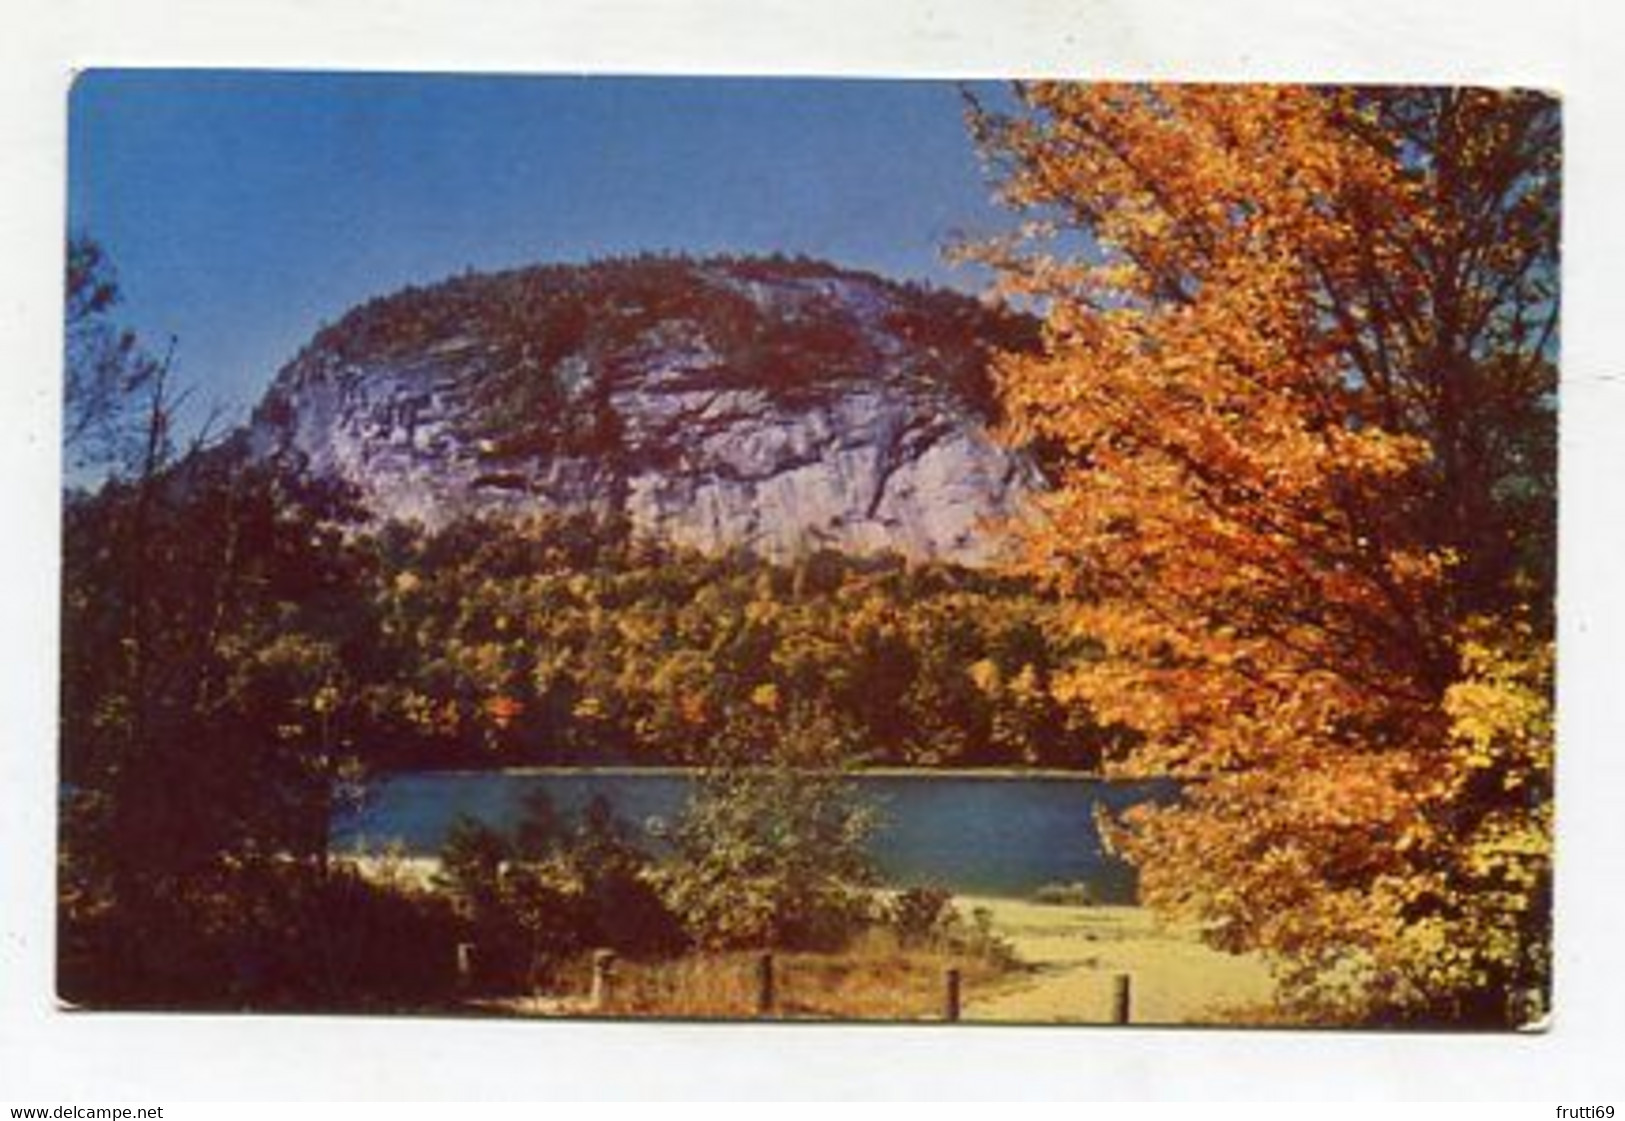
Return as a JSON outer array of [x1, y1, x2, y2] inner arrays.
[[477, 902, 1277, 1024], [478, 929, 1008, 1021], [345, 855, 1278, 1023], [957, 896, 1278, 1025]]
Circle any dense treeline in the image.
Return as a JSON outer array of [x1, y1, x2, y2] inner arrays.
[[64, 467, 1116, 782], [364, 509, 1116, 771]]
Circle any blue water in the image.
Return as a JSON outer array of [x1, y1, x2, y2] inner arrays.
[[336, 771, 1172, 900]]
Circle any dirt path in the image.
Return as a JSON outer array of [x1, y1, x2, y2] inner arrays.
[[958, 897, 1277, 1025]]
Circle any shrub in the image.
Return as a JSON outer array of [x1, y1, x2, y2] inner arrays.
[[569, 795, 687, 957], [661, 706, 879, 950], [59, 857, 464, 1011], [435, 815, 583, 992], [886, 885, 957, 947], [434, 795, 686, 993], [954, 905, 1019, 969], [877, 894, 1017, 968]]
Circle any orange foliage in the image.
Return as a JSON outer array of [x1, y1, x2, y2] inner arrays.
[[970, 84, 1557, 1024], [484, 693, 525, 730]]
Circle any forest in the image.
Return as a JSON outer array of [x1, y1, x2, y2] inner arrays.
[[63, 474, 1114, 778]]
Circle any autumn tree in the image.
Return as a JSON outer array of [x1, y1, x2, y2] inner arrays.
[[967, 84, 1557, 1024]]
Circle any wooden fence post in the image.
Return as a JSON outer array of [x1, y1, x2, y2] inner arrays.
[[1110, 973, 1131, 1025], [756, 952, 776, 1016], [944, 967, 962, 1022], [455, 942, 476, 990], [590, 948, 617, 1011]]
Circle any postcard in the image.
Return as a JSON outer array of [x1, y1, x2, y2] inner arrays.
[[60, 71, 1557, 1029]]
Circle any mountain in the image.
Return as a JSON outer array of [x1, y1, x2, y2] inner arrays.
[[243, 254, 1041, 562]]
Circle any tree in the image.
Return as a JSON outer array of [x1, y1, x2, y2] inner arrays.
[[662, 704, 879, 950], [64, 234, 170, 476], [59, 459, 383, 1003], [967, 84, 1557, 1024]]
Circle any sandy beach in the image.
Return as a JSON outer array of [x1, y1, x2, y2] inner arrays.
[[957, 897, 1277, 1025]]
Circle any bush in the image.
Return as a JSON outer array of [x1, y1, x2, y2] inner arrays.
[[435, 794, 685, 993], [661, 707, 880, 951], [878, 891, 1017, 967], [886, 885, 957, 947], [569, 795, 687, 957], [281, 864, 465, 1006], [59, 857, 464, 1011], [436, 815, 584, 993]]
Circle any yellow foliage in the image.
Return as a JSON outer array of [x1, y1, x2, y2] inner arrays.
[[970, 83, 1557, 1025], [968, 658, 1001, 695]]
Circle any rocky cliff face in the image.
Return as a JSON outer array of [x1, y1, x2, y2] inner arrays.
[[245, 256, 1040, 563]]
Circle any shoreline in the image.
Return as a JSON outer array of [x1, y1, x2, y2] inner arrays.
[[338, 853, 1122, 906]]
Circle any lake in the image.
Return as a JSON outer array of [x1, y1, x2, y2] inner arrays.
[[335, 770, 1173, 900]]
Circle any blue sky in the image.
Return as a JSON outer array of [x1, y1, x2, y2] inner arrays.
[[69, 71, 1016, 429]]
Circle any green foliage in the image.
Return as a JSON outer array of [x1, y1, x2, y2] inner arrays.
[[569, 796, 689, 955], [434, 793, 686, 992], [661, 707, 879, 950], [435, 814, 583, 992], [878, 888, 1016, 966], [59, 857, 463, 1010], [59, 455, 388, 998], [60, 240, 409, 1012]]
